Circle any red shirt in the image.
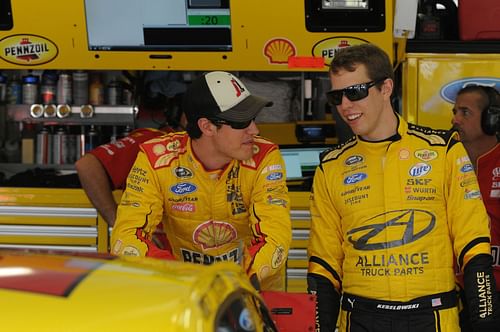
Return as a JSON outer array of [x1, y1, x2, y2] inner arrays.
[[477, 143, 500, 290], [89, 128, 171, 189]]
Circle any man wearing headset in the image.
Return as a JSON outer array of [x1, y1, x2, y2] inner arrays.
[[452, 85, 500, 331]]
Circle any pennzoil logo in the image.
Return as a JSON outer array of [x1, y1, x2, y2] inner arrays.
[[0, 34, 58, 66], [414, 149, 438, 162], [312, 36, 369, 65], [263, 38, 297, 64]]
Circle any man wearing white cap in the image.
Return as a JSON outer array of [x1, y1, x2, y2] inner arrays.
[[111, 71, 291, 290]]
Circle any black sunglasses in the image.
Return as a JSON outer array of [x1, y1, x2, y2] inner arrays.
[[326, 77, 387, 106], [209, 117, 255, 129]]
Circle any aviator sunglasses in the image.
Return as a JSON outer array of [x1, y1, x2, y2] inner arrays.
[[326, 77, 387, 106], [209, 117, 255, 129]]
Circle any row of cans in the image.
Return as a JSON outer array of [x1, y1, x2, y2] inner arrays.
[[35, 126, 100, 165], [1, 70, 133, 106]]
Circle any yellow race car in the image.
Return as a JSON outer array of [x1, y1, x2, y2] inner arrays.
[[0, 250, 278, 332]]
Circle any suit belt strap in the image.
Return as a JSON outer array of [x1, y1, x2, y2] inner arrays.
[[341, 290, 457, 314]]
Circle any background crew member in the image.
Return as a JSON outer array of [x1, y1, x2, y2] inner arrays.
[[307, 43, 500, 331], [76, 73, 186, 227], [451, 84, 500, 331], [111, 71, 291, 291]]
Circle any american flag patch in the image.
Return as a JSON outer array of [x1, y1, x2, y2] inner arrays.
[[431, 298, 442, 307]]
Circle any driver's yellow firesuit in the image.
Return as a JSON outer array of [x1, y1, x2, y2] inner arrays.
[[308, 115, 494, 331], [111, 132, 291, 291]]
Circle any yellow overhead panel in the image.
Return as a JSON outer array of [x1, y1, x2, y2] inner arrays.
[[0, 0, 394, 71]]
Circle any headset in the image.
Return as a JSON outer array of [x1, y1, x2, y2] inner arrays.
[[479, 86, 500, 136]]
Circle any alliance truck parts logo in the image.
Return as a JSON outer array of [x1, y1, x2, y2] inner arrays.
[[347, 209, 436, 250], [0, 34, 58, 66]]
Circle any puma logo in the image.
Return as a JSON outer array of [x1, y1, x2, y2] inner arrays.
[[347, 298, 355, 308]]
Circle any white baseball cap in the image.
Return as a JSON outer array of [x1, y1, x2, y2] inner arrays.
[[183, 71, 273, 123]]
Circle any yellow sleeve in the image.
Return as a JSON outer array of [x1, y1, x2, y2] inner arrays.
[[308, 164, 344, 291], [110, 150, 165, 257], [446, 140, 491, 271], [245, 148, 291, 289]]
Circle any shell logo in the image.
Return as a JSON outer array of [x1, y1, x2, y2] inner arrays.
[[312, 36, 369, 65], [152, 144, 166, 156], [263, 38, 296, 64], [193, 220, 237, 250], [0, 34, 58, 66]]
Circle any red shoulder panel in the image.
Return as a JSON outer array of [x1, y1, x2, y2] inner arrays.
[[140, 132, 189, 169], [241, 136, 278, 170]]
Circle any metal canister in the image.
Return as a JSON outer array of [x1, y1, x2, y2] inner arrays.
[[89, 73, 104, 106], [84, 125, 100, 153], [122, 87, 133, 105], [57, 72, 72, 105], [6, 75, 22, 104], [72, 70, 89, 106], [40, 71, 57, 104], [63, 127, 77, 164], [22, 74, 39, 104], [52, 127, 67, 165], [106, 80, 122, 105], [75, 126, 85, 162], [0, 73, 7, 103], [36, 127, 51, 164]]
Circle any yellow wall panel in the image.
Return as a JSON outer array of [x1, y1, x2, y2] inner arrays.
[[0, 1, 393, 71]]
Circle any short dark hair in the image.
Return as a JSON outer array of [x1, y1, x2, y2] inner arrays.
[[185, 121, 203, 139], [456, 85, 497, 113], [329, 43, 394, 82]]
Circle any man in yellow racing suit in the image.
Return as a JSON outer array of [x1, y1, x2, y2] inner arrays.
[[307, 44, 500, 331], [111, 71, 291, 291]]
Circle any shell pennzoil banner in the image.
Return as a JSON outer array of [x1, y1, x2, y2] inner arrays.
[[0, 0, 393, 71], [403, 53, 500, 130]]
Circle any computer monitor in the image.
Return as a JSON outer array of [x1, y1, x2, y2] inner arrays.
[[280, 145, 329, 180], [84, 0, 232, 52]]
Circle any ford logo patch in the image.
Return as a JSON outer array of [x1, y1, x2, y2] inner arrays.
[[170, 182, 197, 195], [266, 172, 283, 181], [460, 163, 474, 173], [440, 77, 500, 104], [343, 173, 367, 185]]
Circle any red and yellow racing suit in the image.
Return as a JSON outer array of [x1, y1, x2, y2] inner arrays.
[[308, 115, 494, 331], [477, 143, 500, 291], [111, 132, 291, 290]]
